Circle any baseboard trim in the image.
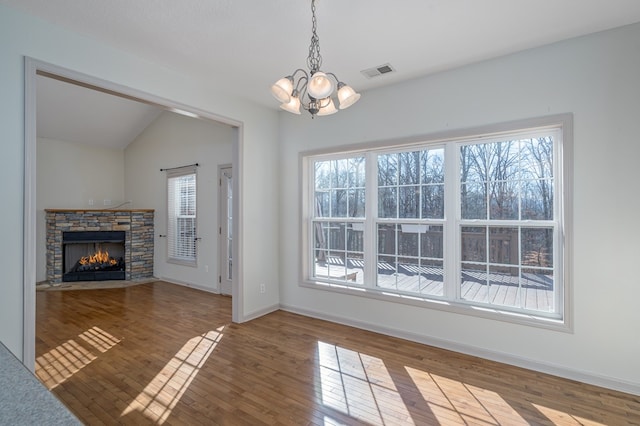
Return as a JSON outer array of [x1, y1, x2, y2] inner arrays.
[[243, 304, 280, 322], [157, 277, 279, 323], [158, 276, 220, 295], [280, 304, 640, 397]]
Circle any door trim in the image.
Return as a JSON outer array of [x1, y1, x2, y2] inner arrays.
[[23, 57, 245, 370], [218, 164, 233, 296]]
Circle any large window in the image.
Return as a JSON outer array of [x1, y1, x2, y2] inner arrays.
[[167, 167, 197, 265], [304, 116, 571, 326]]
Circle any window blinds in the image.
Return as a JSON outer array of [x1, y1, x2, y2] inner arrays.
[[167, 166, 197, 263]]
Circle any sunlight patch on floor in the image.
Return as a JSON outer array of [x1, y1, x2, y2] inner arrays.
[[317, 341, 414, 425], [406, 366, 528, 425], [323, 414, 349, 426], [532, 403, 605, 425], [77, 325, 121, 352], [121, 327, 224, 424], [316, 341, 611, 426], [404, 366, 605, 425], [36, 326, 121, 389]]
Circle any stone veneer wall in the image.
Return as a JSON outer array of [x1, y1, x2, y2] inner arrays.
[[45, 209, 154, 283]]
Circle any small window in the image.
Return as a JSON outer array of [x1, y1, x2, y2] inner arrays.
[[167, 167, 197, 265]]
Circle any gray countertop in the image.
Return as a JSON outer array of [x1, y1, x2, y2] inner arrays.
[[0, 342, 81, 425]]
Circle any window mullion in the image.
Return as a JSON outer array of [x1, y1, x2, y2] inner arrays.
[[444, 142, 459, 300], [307, 159, 316, 281], [364, 151, 378, 288], [554, 128, 564, 315]]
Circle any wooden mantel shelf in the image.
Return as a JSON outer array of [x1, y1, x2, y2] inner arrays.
[[45, 209, 154, 213]]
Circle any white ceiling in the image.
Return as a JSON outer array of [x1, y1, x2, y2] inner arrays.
[[7, 0, 640, 148]]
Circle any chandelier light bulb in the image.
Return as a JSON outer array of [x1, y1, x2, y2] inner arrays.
[[317, 98, 338, 116], [307, 72, 334, 99], [280, 93, 302, 114], [271, 77, 293, 103], [337, 84, 361, 110]]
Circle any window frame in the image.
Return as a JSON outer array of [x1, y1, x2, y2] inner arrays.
[[300, 114, 573, 331], [308, 153, 367, 285], [167, 166, 198, 267], [455, 131, 561, 314]]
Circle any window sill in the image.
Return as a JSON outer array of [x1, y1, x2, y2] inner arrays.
[[167, 258, 197, 268], [300, 279, 571, 333]]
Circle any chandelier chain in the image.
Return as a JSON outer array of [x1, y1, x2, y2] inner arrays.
[[307, 0, 322, 73]]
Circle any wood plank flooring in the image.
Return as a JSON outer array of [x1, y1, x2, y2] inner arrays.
[[36, 281, 640, 425]]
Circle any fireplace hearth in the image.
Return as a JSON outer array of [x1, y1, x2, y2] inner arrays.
[[63, 231, 126, 282]]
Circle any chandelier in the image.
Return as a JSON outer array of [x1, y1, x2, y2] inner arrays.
[[270, 0, 361, 117]]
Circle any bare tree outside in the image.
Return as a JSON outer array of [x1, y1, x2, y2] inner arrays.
[[376, 148, 445, 296], [459, 137, 555, 311], [308, 131, 558, 313], [313, 157, 366, 283]]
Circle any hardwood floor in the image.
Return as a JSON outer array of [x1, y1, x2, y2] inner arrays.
[[36, 281, 639, 425]]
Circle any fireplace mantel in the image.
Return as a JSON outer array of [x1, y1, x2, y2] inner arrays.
[[46, 209, 154, 283], [45, 209, 154, 213]]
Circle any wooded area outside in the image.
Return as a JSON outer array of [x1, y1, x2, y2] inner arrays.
[[311, 135, 556, 313]]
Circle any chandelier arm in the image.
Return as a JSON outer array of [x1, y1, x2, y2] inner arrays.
[[299, 94, 313, 112], [324, 72, 341, 85], [295, 75, 309, 94], [290, 68, 308, 80], [290, 69, 309, 90], [318, 97, 332, 108]]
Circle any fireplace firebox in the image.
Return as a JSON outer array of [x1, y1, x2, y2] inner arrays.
[[62, 231, 126, 282]]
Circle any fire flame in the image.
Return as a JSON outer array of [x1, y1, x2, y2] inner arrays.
[[79, 249, 118, 266]]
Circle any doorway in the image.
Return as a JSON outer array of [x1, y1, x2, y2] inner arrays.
[[219, 165, 233, 296], [23, 58, 244, 371]]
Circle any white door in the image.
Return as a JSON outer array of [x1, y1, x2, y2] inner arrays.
[[219, 166, 233, 295]]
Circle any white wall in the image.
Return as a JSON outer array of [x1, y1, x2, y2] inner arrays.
[[278, 23, 640, 394], [0, 4, 280, 360], [124, 111, 233, 291], [35, 137, 125, 282]]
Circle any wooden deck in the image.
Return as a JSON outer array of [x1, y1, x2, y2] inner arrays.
[[316, 258, 553, 312], [35, 281, 640, 425]]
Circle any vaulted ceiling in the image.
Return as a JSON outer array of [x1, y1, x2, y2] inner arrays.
[[36, 75, 163, 149], [5, 0, 640, 148]]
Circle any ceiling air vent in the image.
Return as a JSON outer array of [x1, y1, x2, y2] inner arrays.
[[361, 63, 395, 79]]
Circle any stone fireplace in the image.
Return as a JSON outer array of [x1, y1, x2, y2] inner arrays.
[[46, 209, 154, 283]]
